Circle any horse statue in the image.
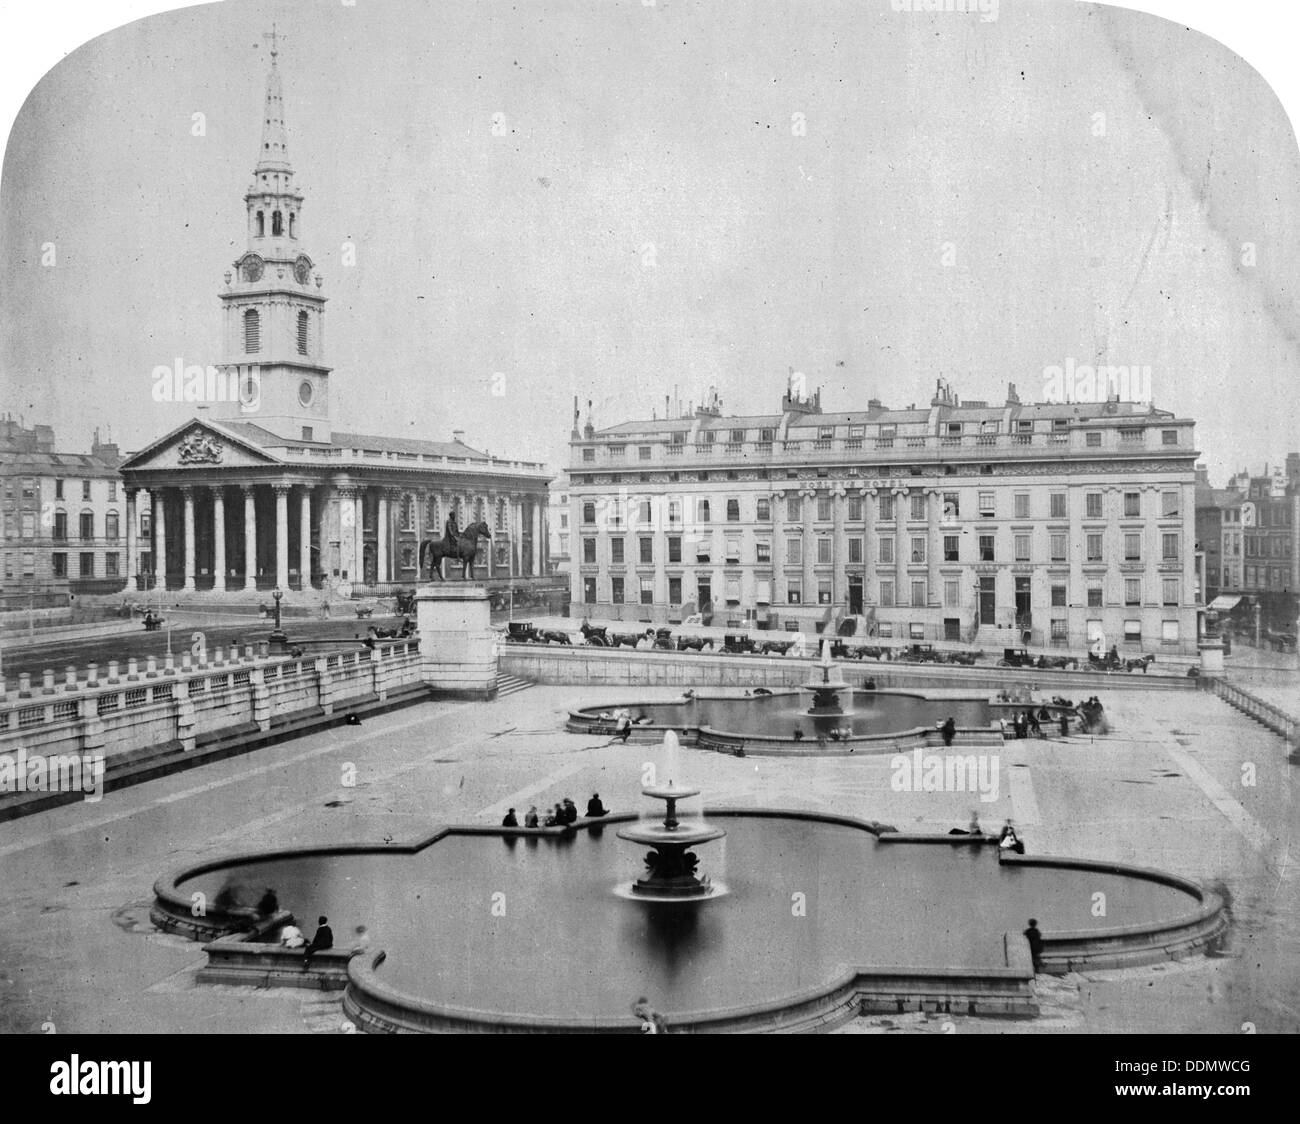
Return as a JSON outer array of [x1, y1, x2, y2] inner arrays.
[[418, 518, 491, 580]]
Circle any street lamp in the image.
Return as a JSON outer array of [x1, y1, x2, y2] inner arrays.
[[270, 586, 287, 644]]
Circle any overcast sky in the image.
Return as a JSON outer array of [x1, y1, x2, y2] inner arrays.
[[2, 0, 1298, 482]]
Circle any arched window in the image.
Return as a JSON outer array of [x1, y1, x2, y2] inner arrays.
[[255, 211, 264, 237], [272, 211, 283, 236], [244, 309, 261, 353], [105, 512, 120, 541], [288, 212, 296, 238], [297, 310, 309, 355]]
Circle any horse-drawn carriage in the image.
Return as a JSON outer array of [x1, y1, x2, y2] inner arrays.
[[505, 620, 571, 645], [901, 644, 943, 664]]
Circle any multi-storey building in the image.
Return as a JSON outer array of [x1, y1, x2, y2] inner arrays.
[[117, 34, 550, 594], [1194, 467, 1244, 601], [1, 416, 152, 596], [568, 379, 1201, 654], [547, 473, 571, 576]]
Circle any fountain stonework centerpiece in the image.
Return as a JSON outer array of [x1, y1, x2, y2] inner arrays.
[[804, 639, 855, 719], [617, 750, 727, 901]]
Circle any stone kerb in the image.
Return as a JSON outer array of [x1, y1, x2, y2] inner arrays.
[[416, 585, 497, 699]]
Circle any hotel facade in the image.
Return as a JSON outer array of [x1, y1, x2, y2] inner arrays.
[[567, 380, 1202, 654]]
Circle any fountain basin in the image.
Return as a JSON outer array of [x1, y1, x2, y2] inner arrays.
[[156, 811, 1228, 1033]]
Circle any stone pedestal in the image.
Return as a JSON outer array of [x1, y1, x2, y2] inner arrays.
[[1198, 640, 1225, 674], [416, 585, 497, 700]]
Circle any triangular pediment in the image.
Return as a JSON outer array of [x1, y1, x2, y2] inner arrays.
[[121, 419, 283, 471]]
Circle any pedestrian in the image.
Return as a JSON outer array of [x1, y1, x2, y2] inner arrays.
[[615, 709, 632, 743], [586, 793, 609, 817], [303, 916, 333, 969], [257, 887, 279, 916], [1023, 918, 1044, 972], [524, 805, 539, 828], [1059, 712, 1069, 737], [502, 808, 518, 828], [940, 716, 956, 747], [1027, 711, 1043, 738]]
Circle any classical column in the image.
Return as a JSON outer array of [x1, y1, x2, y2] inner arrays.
[[299, 486, 312, 590], [770, 489, 785, 607], [154, 489, 167, 590], [377, 490, 390, 583], [353, 488, 366, 581], [863, 487, 878, 608], [531, 498, 542, 577], [894, 486, 908, 609], [926, 487, 940, 608], [182, 486, 197, 591], [124, 488, 138, 590], [274, 484, 290, 589], [243, 485, 258, 590], [801, 487, 816, 607], [212, 487, 226, 591], [510, 495, 521, 577], [485, 494, 495, 578], [832, 484, 847, 613]]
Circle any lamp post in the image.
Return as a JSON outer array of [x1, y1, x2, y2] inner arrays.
[[270, 586, 287, 644]]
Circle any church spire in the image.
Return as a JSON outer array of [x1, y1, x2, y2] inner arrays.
[[256, 24, 291, 174]]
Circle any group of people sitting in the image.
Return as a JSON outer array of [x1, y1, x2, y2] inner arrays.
[[501, 794, 609, 828], [947, 815, 1025, 854]]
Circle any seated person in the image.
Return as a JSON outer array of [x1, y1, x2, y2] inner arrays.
[[543, 805, 563, 827], [562, 798, 579, 824], [279, 923, 305, 949], [501, 808, 519, 828], [524, 805, 540, 828], [586, 793, 609, 817]]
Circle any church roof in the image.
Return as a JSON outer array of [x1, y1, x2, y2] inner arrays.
[[332, 431, 492, 461]]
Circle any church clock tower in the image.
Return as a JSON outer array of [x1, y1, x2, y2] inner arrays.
[[217, 27, 332, 442]]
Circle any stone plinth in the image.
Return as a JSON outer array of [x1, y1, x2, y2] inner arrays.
[[416, 585, 497, 700], [1198, 640, 1225, 673]]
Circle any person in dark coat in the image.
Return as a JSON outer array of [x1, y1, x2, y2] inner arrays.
[[586, 794, 608, 817], [940, 716, 957, 747], [1023, 918, 1044, 971], [562, 798, 579, 824], [502, 808, 518, 828], [304, 916, 334, 969], [524, 806, 539, 828], [257, 888, 279, 917]]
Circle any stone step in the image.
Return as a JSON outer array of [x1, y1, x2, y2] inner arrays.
[[494, 674, 534, 697]]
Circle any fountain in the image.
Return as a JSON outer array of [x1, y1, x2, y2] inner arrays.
[[802, 639, 855, 718], [616, 736, 726, 901]]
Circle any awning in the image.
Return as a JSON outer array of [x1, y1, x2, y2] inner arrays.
[[1208, 595, 1242, 612]]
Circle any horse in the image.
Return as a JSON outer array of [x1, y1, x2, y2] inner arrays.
[[1124, 654, 1156, 673], [418, 520, 492, 580]]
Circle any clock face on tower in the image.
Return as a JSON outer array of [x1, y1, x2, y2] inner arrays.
[[298, 380, 314, 407], [238, 253, 264, 283], [294, 255, 312, 285]]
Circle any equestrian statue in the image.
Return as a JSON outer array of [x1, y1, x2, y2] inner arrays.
[[418, 514, 492, 581]]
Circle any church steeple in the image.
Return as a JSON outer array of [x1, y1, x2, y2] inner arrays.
[[216, 27, 331, 443], [256, 24, 291, 175]]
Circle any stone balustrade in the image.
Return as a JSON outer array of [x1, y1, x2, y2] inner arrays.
[[0, 640, 424, 763]]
